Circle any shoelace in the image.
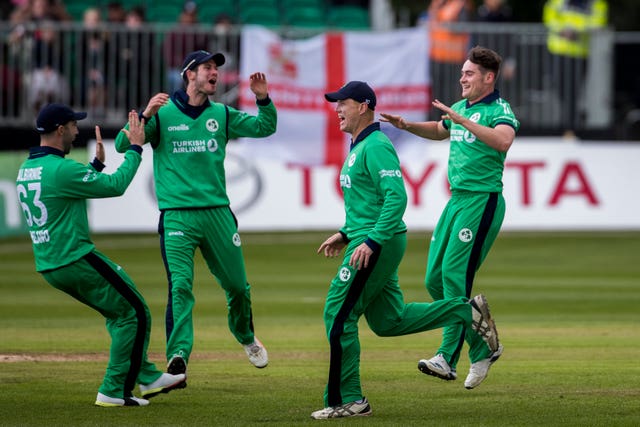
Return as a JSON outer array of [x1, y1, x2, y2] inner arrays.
[[327, 402, 363, 417]]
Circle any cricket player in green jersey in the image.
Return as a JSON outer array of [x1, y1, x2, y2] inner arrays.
[[311, 81, 501, 419], [381, 46, 520, 390], [115, 50, 277, 380], [16, 104, 186, 407]]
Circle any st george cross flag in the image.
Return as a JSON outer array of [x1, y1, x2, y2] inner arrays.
[[235, 25, 430, 165]]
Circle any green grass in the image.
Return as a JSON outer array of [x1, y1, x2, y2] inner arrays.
[[1, 231, 639, 426]]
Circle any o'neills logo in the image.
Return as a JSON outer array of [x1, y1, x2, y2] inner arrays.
[[167, 124, 190, 132]]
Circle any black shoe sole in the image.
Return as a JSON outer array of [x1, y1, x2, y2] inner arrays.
[[167, 357, 187, 375], [470, 297, 500, 353], [142, 378, 187, 399], [418, 361, 457, 381], [122, 397, 145, 406], [167, 356, 188, 389]]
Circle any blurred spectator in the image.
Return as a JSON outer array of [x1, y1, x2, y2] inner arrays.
[[425, 0, 473, 119], [28, 20, 69, 114], [1, 1, 16, 20], [102, 1, 126, 111], [10, 0, 70, 25], [106, 1, 126, 23], [120, 6, 157, 109], [543, 0, 608, 135], [208, 13, 240, 106], [476, 0, 516, 82], [9, 0, 70, 46], [78, 7, 107, 116], [163, 1, 208, 94], [1, 47, 22, 117], [7, 0, 70, 118], [477, 0, 512, 22]]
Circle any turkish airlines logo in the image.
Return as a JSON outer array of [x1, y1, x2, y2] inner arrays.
[[340, 174, 351, 189]]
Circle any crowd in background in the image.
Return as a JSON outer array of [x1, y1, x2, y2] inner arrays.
[[2, 0, 507, 112], [2, 0, 638, 140], [2, 0, 246, 116]]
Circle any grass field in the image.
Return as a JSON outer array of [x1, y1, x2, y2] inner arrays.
[[1, 231, 639, 426]]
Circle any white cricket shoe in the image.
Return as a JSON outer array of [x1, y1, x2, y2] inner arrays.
[[469, 294, 500, 352], [311, 397, 372, 419], [95, 392, 149, 407], [140, 373, 187, 398], [464, 344, 504, 389], [243, 337, 268, 368], [418, 354, 457, 380]]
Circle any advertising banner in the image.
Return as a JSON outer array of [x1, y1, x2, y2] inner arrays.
[[82, 139, 640, 233]]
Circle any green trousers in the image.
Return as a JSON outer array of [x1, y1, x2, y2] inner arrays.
[[425, 191, 505, 369], [42, 250, 162, 398], [322, 232, 473, 407], [160, 207, 255, 363]]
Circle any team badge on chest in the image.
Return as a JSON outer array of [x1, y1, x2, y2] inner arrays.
[[206, 119, 219, 133]]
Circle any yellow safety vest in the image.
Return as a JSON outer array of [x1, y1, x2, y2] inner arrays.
[[543, 0, 608, 58]]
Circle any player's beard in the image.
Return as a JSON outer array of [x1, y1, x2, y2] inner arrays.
[[196, 76, 217, 97], [63, 137, 72, 154], [62, 128, 74, 154]]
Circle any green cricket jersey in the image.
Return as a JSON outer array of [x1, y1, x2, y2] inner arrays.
[[16, 146, 143, 272], [339, 123, 407, 245], [443, 90, 520, 192], [115, 91, 277, 210]]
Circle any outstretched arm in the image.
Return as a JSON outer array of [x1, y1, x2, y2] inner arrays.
[[380, 112, 449, 141], [432, 99, 515, 152]]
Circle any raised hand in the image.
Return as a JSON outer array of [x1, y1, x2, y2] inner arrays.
[[121, 110, 145, 147], [249, 72, 268, 100], [142, 93, 170, 119], [432, 99, 463, 124], [94, 125, 105, 163]]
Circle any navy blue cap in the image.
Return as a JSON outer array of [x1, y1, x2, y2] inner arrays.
[[180, 50, 226, 80], [324, 81, 377, 111], [36, 103, 87, 134]]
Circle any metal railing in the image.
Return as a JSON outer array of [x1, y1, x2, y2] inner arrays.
[[0, 21, 634, 138], [0, 21, 241, 129]]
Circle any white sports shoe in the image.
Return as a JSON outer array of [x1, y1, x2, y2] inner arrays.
[[243, 337, 268, 368], [418, 354, 457, 380], [95, 392, 149, 407], [464, 344, 504, 389], [469, 294, 500, 352], [310, 397, 372, 419], [139, 373, 187, 398]]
